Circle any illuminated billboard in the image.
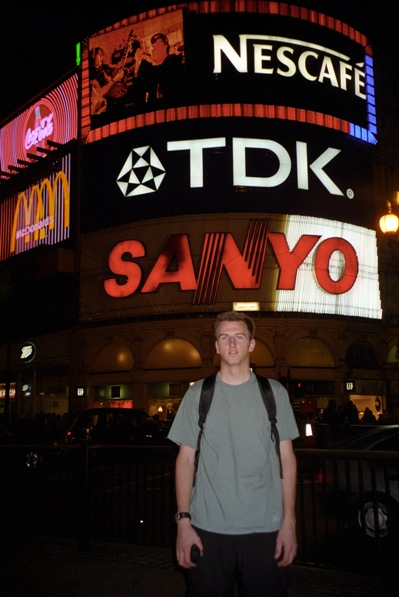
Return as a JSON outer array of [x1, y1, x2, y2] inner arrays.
[[79, 2, 380, 322], [81, 3, 375, 144], [81, 117, 374, 231], [0, 74, 78, 174], [0, 155, 72, 261], [80, 213, 381, 321]]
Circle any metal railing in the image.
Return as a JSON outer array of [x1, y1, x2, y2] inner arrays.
[[1, 442, 398, 576]]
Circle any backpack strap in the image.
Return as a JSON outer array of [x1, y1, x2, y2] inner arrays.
[[256, 375, 283, 478], [194, 374, 217, 483]]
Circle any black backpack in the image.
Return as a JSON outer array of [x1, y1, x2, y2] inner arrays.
[[194, 374, 283, 480]]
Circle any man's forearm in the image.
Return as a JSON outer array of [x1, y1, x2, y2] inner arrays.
[[175, 446, 196, 511], [280, 441, 297, 526]]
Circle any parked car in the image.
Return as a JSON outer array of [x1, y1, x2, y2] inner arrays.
[[0, 417, 66, 470], [319, 425, 399, 541], [64, 407, 170, 446]]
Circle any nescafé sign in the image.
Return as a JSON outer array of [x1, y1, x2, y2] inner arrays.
[[82, 2, 375, 144]]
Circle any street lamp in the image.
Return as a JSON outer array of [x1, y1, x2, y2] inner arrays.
[[379, 200, 399, 235]]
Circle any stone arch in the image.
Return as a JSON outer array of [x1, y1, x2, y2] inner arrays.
[[92, 342, 134, 372], [345, 341, 380, 369], [146, 338, 201, 369], [387, 343, 399, 365], [286, 337, 334, 367]]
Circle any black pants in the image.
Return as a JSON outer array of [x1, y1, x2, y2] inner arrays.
[[185, 527, 288, 597]]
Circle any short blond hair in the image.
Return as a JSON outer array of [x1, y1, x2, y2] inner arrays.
[[214, 311, 255, 339]]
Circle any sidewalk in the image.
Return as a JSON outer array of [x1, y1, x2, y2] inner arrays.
[[1, 534, 397, 596]]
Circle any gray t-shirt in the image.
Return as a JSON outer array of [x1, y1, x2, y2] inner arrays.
[[168, 373, 299, 534]]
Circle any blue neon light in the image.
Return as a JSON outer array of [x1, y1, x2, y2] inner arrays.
[[349, 54, 377, 144]]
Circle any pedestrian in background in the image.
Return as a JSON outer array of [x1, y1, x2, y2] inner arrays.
[[320, 398, 341, 447]]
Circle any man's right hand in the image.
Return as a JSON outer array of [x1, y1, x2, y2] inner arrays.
[[176, 521, 203, 569]]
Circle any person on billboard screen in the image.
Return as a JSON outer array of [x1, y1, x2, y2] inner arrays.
[[126, 32, 184, 107], [89, 47, 125, 115]]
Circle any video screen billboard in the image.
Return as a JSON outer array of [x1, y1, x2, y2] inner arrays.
[[81, 3, 375, 145]]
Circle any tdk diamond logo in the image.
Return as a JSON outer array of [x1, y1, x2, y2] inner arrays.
[[117, 146, 166, 197]]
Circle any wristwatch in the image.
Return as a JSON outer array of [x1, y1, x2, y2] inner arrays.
[[175, 512, 191, 523]]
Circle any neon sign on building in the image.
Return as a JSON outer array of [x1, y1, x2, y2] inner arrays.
[[79, 214, 381, 321], [0, 74, 78, 172], [78, 3, 380, 323], [0, 155, 71, 261], [0, 383, 16, 400], [24, 107, 54, 151]]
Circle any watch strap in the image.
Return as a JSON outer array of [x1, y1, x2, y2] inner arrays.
[[175, 511, 191, 523]]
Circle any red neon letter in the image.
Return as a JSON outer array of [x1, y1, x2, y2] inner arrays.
[[314, 237, 358, 293], [141, 234, 197, 292], [268, 232, 321, 289], [104, 240, 145, 298], [220, 232, 266, 287], [194, 222, 270, 304]]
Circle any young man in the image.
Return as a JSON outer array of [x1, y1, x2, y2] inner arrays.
[[168, 311, 299, 596]]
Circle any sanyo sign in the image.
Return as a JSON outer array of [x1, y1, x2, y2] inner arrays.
[[213, 35, 367, 100], [101, 215, 382, 320]]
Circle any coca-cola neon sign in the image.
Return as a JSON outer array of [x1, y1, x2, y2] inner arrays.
[[25, 111, 54, 150], [24, 103, 54, 152]]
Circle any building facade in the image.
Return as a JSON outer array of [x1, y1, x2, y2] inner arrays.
[[1, 1, 399, 425]]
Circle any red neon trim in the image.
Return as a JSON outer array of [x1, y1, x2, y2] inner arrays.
[[83, 104, 351, 144]]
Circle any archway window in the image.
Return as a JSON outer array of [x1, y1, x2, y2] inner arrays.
[[93, 343, 134, 372], [387, 344, 399, 365], [346, 342, 379, 369], [286, 337, 334, 367], [146, 339, 201, 369]]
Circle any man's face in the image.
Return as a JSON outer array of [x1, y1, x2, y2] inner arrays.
[[151, 38, 168, 64], [215, 320, 255, 366], [94, 51, 104, 68]]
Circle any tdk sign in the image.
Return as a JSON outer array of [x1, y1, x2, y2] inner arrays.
[[117, 136, 345, 198], [117, 146, 166, 196]]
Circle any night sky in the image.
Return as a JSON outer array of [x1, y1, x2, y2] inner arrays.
[[0, 1, 149, 123], [0, 0, 398, 124]]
